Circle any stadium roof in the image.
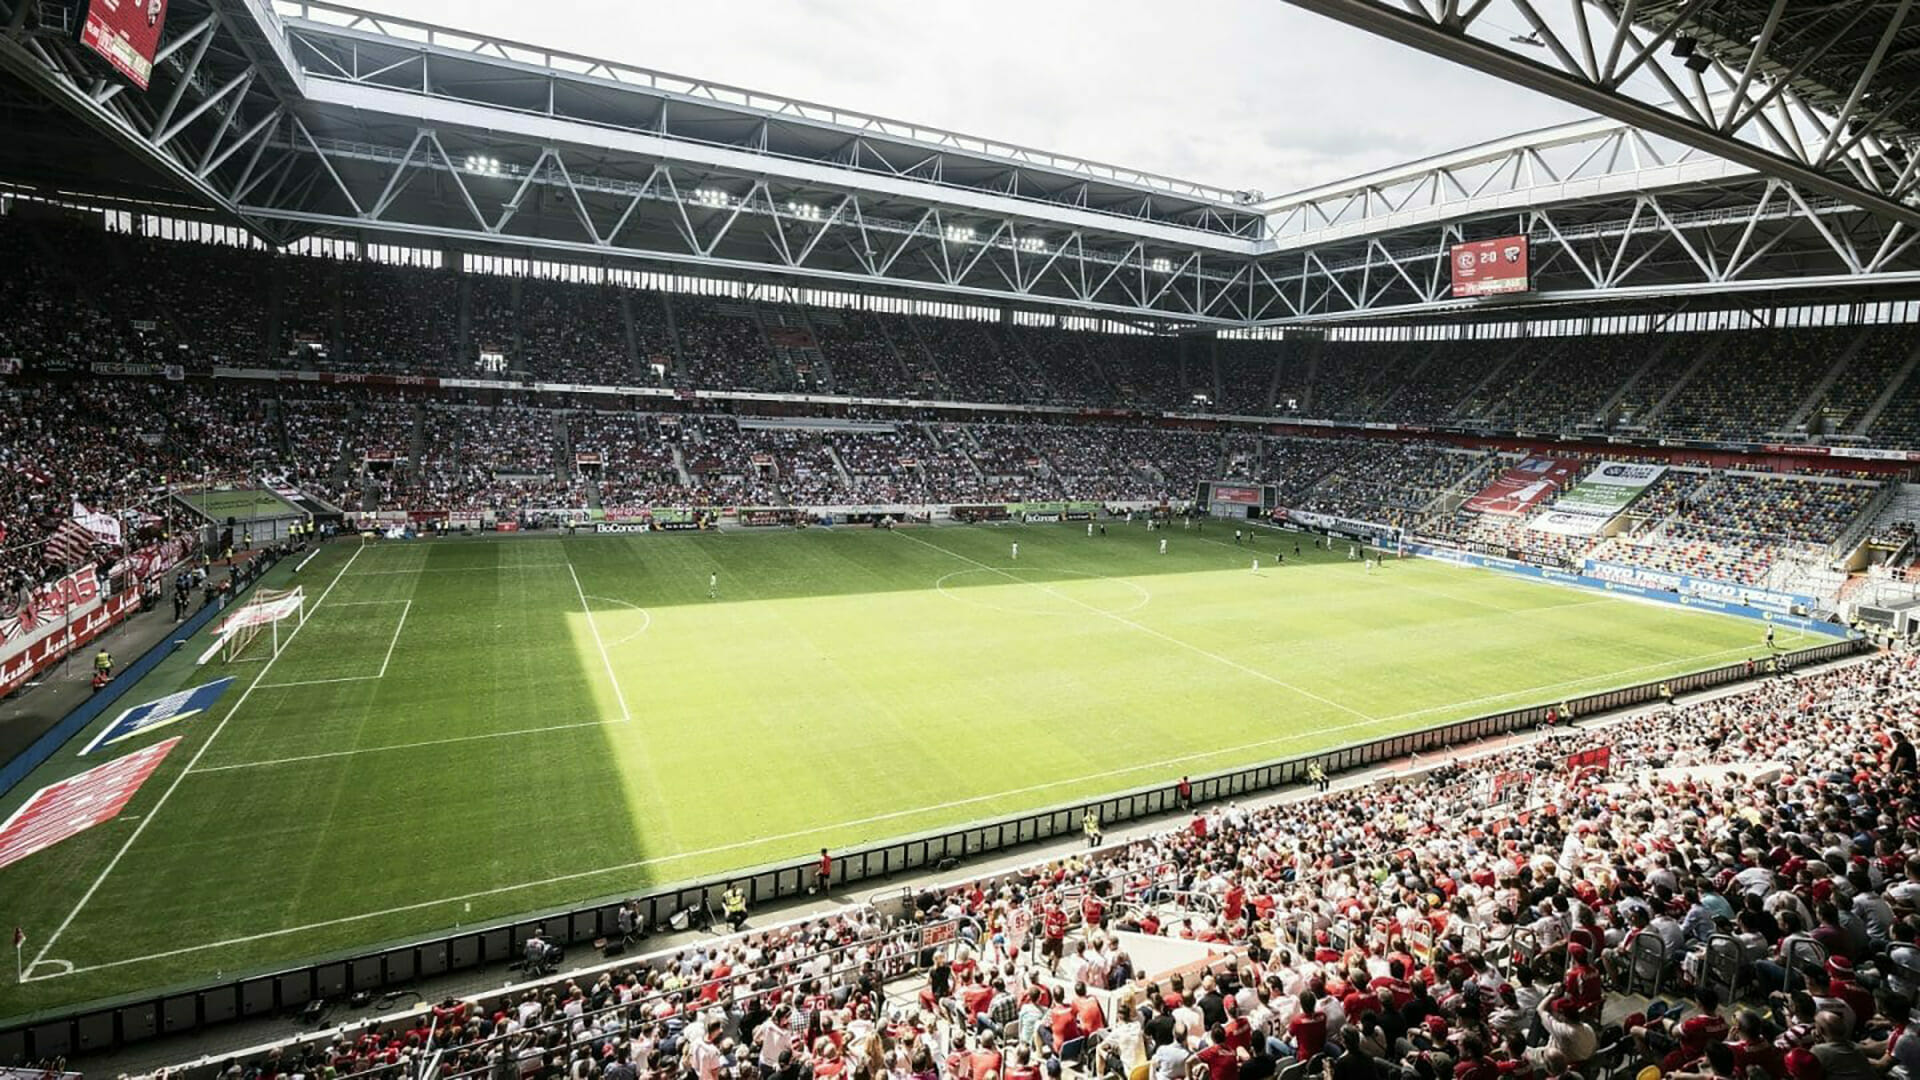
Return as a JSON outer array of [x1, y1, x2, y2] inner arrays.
[[0, 0, 1917, 329]]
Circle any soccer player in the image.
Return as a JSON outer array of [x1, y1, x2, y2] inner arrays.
[[1348, 544, 1357, 560], [1087, 522, 1093, 538], [708, 572, 717, 599], [1234, 529, 1242, 545], [1011, 542, 1019, 560], [1159, 538, 1167, 555], [1765, 622, 1776, 649], [1251, 559, 1259, 575]]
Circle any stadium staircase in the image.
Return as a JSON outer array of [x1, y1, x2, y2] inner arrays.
[[874, 314, 944, 394], [1782, 327, 1872, 435], [790, 304, 838, 393], [1636, 336, 1724, 430], [1442, 340, 1527, 421], [671, 445, 693, 487], [616, 292, 643, 384], [1366, 340, 1440, 418], [750, 303, 828, 392], [1592, 332, 1684, 430], [822, 441, 855, 491], [1854, 334, 1920, 438], [898, 317, 955, 394], [998, 328, 1064, 403], [655, 293, 692, 388]]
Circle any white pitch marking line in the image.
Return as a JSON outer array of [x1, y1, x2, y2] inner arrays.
[[256, 675, 384, 689], [28, 637, 1824, 981], [899, 529, 1376, 722], [330, 599, 414, 606], [192, 719, 622, 774], [566, 559, 632, 724], [584, 595, 651, 648], [376, 599, 412, 680], [345, 564, 570, 576], [24, 542, 369, 977]]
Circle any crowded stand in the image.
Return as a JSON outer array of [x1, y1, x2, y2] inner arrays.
[[196, 643, 1920, 1080], [520, 278, 637, 386], [1213, 341, 1280, 415], [814, 312, 915, 399], [339, 261, 460, 375], [1292, 443, 1483, 528], [669, 298, 784, 393], [1658, 331, 1840, 443]]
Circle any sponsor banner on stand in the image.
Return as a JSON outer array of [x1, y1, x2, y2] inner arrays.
[[1408, 543, 1838, 632], [1552, 461, 1666, 516], [1581, 559, 1816, 615], [1464, 458, 1580, 516], [1527, 510, 1610, 536], [1282, 509, 1402, 546]]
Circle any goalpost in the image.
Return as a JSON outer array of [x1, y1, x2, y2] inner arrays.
[[198, 586, 306, 665]]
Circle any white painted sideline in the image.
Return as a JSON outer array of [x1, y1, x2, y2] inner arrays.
[[22, 543, 370, 981]]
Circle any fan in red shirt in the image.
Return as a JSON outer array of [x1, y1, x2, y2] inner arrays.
[[1041, 904, 1069, 969], [1195, 1027, 1244, 1080], [1562, 943, 1602, 1017], [1288, 992, 1327, 1061]]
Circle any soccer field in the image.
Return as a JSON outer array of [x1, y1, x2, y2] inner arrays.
[[0, 521, 1803, 1013]]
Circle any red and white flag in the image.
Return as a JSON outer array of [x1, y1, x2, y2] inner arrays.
[[44, 518, 95, 566], [73, 501, 124, 547]]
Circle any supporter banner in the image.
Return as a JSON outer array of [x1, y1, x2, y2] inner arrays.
[[740, 508, 797, 527], [1581, 559, 1817, 615], [0, 587, 137, 699], [1464, 458, 1579, 516], [91, 361, 163, 377], [652, 509, 700, 531], [81, 677, 234, 755], [108, 534, 194, 583], [1552, 461, 1665, 516], [1527, 510, 1609, 537], [0, 565, 102, 648]]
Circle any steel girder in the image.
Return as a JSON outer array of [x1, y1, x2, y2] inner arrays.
[[3, 0, 1920, 327], [223, 110, 1920, 324], [1281, 0, 1920, 232], [0, 0, 291, 235], [274, 0, 1266, 239]]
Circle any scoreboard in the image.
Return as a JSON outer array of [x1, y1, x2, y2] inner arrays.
[[80, 0, 168, 89], [1450, 235, 1530, 298], [1197, 480, 1278, 515]]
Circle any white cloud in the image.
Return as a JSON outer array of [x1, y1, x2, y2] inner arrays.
[[376, 0, 1592, 194]]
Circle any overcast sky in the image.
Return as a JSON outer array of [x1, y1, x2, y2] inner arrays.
[[378, 0, 1593, 196]]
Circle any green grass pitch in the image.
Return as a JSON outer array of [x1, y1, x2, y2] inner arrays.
[[0, 521, 1810, 1014]]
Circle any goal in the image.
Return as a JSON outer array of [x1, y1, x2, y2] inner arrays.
[[198, 586, 306, 665]]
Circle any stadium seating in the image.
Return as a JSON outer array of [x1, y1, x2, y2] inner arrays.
[[179, 646, 1920, 1080]]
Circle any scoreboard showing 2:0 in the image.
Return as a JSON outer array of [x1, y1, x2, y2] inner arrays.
[[1450, 235, 1530, 298]]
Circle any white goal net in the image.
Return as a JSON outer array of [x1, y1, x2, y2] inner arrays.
[[199, 586, 305, 665]]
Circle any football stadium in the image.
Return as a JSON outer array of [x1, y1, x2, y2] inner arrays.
[[0, 0, 1917, 1077]]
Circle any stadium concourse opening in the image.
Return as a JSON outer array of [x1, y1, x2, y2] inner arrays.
[[0, 517, 1815, 1014]]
